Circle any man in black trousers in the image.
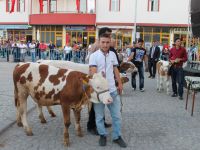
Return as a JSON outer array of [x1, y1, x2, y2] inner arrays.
[[148, 41, 160, 78]]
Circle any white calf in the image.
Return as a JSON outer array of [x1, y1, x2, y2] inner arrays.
[[156, 60, 171, 94]]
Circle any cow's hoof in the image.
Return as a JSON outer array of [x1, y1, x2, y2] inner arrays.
[[25, 128, 33, 136], [17, 122, 23, 127], [41, 119, 47, 124], [64, 140, 70, 146], [77, 132, 83, 137], [26, 132, 33, 136], [50, 113, 56, 117]]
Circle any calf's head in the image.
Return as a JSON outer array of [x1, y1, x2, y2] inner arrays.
[[160, 61, 171, 72], [89, 72, 113, 104], [120, 62, 137, 73]]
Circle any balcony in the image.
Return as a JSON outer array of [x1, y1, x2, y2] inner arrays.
[[29, 13, 96, 25]]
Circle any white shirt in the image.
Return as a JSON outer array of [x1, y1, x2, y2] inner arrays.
[[89, 49, 118, 93], [29, 43, 36, 52], [64, 46, 72, 54], [18, 44, 27, 54]]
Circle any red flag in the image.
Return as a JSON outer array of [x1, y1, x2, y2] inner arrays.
[[76, 0, 80, 13], [10, 0, 16, 13], [39, 0, 43, 13]]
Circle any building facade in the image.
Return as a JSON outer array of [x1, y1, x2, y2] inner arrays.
[[0, 0, 190, 48]]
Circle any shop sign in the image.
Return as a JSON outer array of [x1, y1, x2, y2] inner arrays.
[[0, 25, 31, 30], [66, 26, 86, 31]]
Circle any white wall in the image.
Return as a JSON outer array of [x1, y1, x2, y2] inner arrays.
[[137, 0, 190, 25], [97, 0, 190, 25], [96, 0, 135, 23], [0, 0, 29, 23]]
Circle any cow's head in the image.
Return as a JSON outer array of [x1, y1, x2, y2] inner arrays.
[[160, 60, 171, 72], [119, 62, 137, 73], [88, 72, 113, 104]]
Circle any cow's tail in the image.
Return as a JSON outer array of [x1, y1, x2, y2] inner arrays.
[[14, 88, 19, 107]]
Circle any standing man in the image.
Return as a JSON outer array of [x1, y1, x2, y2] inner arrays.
[[29, 40, 36, 62], [39, 41, 47, 60], [49, 41, 56, 60], [169, 38, 187, 100], [148, 41, 160, 78], [89, 31, 127, 148], [128, 38, 146, 91]]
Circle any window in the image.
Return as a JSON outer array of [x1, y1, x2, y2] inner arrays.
[[50, 0, 56, 13], [6, 0, 12, 12], [17, 0, 25, 12], [148, 0, 159, 12], [80, 0, 86, 13], [87, 0, 95, 13], [110, 0, 120, 12]]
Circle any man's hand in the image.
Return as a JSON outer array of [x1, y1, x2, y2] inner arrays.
[[170, 60, 175, 64], [175, 58, 182, 63], [117, 83, 123, 95]]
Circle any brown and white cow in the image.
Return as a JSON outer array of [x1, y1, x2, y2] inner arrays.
[[13, 63, 112, 146], [156, 60, 171, 94], [36, 60, 136, 119]]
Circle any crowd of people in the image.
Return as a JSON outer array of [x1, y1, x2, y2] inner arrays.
[[0, 39, 87, 63]]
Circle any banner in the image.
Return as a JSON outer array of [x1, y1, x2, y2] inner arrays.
[[10, 0, 16, 13], [76, 0, 80, 12], [39, 0, 43, 13]]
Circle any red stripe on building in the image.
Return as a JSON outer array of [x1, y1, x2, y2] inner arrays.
[[29, 13, 96, 25]]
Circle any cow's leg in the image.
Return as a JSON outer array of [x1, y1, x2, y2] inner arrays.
[[15, 89, 23, 127], [18, 94, 33, 136], [37, 104, 47, 124], [61, 105, 71, 146], [156, 75, 160, 91], [160, 76, 165, 91], [166, 76, 170, 95], [46, 106, 56, 117], [72, 108, 83, 137]]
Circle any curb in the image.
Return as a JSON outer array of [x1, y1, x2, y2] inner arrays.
[[0, 105, 36, 135]]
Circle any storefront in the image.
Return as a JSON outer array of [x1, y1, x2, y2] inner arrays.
[[137, 26, 189, 48], [35, 25, 63, 47], [137, 26, 170, 45], [0, 25, 32, 42], [112, 29, 132, 49], [65, 26, 96, 47]]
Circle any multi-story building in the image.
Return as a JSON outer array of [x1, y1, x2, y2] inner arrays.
[[0, 0, 190, 48]]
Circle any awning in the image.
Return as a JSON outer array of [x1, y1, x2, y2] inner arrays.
[[0, 25, 31, 30]]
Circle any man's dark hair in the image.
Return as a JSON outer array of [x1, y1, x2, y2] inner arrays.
[[99, 33, 111, 39], [98, 27, 112, 38], [137, 38, 144, 43], [133, 41, 136, 45], [174, 37, 181, 43]]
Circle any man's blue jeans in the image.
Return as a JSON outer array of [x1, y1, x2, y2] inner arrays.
[[171, 67, 184, 97], [40, 51, 46, 60], [131, 63, 144, 89], [93, 90, 122, 140], [31, 52, 36, 62]]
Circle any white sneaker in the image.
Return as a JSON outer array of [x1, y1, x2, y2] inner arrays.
[[132, 88, 136, 91], [140, 88, 145, 92]]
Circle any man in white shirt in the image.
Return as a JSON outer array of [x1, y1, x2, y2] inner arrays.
[[18, 40, 27, 62], [63, 43, 72, 61], [29, 40, 36, 62], [89, 31, 127, 148]]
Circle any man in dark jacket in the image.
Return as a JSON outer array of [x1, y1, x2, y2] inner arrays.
[[148, 41, 160, 78]]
